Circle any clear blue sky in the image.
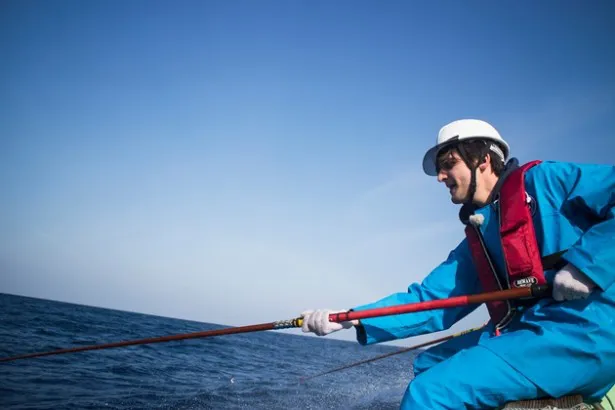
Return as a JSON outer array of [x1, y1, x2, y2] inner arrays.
[[1, 0, 614, 345]]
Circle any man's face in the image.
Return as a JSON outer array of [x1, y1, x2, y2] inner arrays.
[[436, 150, 472, 204]]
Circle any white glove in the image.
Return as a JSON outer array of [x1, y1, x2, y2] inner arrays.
[[552, 263, 596, 301], [300, 309, 357, 336]]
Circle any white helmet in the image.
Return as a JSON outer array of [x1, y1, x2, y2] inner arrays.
[[422, 119, 510, 176]]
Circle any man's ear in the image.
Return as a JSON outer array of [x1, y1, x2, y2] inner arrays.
[[478, 153, 491, 172]]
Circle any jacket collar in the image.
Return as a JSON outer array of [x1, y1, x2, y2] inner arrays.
[[486, 157, 520, 204]]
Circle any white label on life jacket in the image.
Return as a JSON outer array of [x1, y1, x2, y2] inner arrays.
[[514, 277, 538, 287]]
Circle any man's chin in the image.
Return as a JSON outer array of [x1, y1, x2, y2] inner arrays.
[[450, 195, 464, 204]]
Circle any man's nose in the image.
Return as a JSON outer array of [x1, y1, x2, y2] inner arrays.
[[437, 170, 447, 183]]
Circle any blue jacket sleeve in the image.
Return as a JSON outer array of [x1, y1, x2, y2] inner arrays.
[[535, 161, 615, 291], [351, 238, 481, 345]]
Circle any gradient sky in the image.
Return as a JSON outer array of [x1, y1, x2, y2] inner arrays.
[[1, 0, 614, 345]]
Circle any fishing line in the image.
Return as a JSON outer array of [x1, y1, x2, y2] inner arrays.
[[300, 325, 484, 382]]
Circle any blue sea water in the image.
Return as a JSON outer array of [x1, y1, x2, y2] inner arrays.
[[0, 294, 417, 409]]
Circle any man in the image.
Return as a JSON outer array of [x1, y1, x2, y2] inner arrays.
[[301, 119, 615, 409]]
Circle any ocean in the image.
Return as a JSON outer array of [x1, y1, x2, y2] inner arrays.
[[0, 293, 416, 409]]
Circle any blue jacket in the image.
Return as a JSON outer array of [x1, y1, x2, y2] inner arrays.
[[352, 160, 615, 398]]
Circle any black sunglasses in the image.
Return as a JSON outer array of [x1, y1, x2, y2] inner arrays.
[[435, 156, 460, 173]]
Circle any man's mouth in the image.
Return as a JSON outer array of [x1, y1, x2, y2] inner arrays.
[[447, 183, 457, 194]]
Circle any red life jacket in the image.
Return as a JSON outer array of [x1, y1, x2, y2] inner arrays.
[[465, 160, 547, 331]]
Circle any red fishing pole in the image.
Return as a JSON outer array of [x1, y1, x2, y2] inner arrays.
[[0, 285, 549, 363], [328, 284, 549, 324]]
